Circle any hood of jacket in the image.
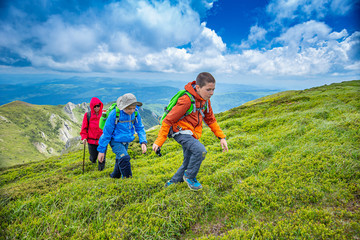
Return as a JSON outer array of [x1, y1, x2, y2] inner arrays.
[[184, 81, 205, 102], [89, 97, 103, 114]]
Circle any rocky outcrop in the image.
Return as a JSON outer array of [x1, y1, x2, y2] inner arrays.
[[49, 114, 57, 128], [64, 102, 78, 122], [40, 131, 47, 140], [34, 142, 48, 154], [79, 102, 89, 113], [59, 120, 72, 143], [0, 115, 11, 123], [62, 136, 82, 154], [63, 102, 89, 123]]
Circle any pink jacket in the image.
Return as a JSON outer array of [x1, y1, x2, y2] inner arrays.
[[80, 97, 104, 145]]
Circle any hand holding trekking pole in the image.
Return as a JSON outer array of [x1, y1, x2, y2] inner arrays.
[[152, 143, 162, 157]]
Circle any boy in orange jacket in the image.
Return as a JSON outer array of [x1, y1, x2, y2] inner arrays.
[[152, 72, 228, 190]]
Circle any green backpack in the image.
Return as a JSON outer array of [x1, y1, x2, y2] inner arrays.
[[99, 103, 138, 130], [160, 90, 208, 124]]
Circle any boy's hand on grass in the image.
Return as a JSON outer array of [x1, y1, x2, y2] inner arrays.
[[141, 143, 147, 154], [220, 138, 228, 152], [98, 152, 105, 163]]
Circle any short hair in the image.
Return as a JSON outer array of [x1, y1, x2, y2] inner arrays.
[[196, 72, 216, 88]]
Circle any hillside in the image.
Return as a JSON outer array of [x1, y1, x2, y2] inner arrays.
[[0, 101, 159, 168], [0, 80, 359, 239], [0, 101, 86, 168]]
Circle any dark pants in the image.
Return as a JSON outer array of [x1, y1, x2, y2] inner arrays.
[[170, 134, 207, 182], [88, 143, 106, 171], [109, 140, 132, 178]]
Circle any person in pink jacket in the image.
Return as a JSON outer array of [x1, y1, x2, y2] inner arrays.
[[80, 97, 107, 171]]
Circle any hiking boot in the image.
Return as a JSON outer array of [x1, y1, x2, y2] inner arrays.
[[98, 161, 105, 171], [164, 180, 174, 188], [183, 173, 202, 191]]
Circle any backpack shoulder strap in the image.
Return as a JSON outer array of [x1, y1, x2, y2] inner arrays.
[[183, 91, 195, 115], [134, 110, 138, 123], [87, 111, 91, 125], [115, 107, 120, 124]]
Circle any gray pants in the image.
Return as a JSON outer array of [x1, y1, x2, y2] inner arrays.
[[171, 134, 207, 182]]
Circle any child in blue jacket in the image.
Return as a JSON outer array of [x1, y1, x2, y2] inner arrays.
[[97, 93, 147, 178]]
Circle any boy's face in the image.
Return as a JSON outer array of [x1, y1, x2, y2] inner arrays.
[[124, 105, 136, 115], [195, 82, 215, 101]]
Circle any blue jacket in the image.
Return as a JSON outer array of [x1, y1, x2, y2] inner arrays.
[[97, 106, 147, 153]]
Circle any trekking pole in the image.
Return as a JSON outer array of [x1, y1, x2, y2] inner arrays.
[[82, 141, 86, 174]]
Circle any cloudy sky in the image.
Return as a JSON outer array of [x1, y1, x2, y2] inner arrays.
[[0, 0, 359, 89]]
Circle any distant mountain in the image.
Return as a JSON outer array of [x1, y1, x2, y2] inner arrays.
[[0, 76, 280, 114], [0, 101, 159, 167], [0, 76, 180, 106], [211, 90, 279, 113]]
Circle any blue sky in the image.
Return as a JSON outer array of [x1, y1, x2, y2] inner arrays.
[[0, 0, 359, 89]]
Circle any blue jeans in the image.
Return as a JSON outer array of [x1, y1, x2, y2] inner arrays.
[[109, 140, 132, 178], [171, 134, 207, 182]]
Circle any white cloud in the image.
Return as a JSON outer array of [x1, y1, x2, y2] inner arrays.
[[266, 0, 355, 24], [0, 0, 203, 68], [330, 0, 353, 15], [0, 0, 358, 85], [276, 20, 332, 49], [104, 1, 202, 50], [191, 22, 226, 55], [227, 25, 359, 77], [238, 25, 267, 49], [34, 16, 98, 60]]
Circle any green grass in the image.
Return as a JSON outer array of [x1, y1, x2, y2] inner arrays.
[[0, 80, 359, 239]]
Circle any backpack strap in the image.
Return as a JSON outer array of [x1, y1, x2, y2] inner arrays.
[[86, 111, 91, 126], [196, 100, 208, 118], [180, 92, 207, 119], [176, 91, 195, 122], [115, 107, 120, 124]]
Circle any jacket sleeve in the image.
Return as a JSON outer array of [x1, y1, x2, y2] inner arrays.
[[154, 95, 191, 147], [80, 113, 88, 140], [97, 110, 116, 153], [134, 111, 147, 144], [204, 100, 226, 139]]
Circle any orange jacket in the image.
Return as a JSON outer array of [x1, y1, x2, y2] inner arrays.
[[154, 81, 226, 147]]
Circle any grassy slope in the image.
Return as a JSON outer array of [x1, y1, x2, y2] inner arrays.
[[0, 101, 84, 168], [0, 101, 81, 167], [0, 80, 359, 239]]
